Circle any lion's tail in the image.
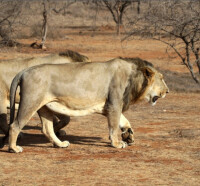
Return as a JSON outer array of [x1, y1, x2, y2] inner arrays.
[[10, 71, 24, 125], [0, 70, 24, 149]]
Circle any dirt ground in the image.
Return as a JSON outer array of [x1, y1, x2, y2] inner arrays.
[[0, 31, 200, 186]]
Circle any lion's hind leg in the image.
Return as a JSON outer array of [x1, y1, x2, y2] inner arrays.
[[9, 106, 41, 153], [9, 120, 23, 153], [38, 107, 70, 148], [0, 83, 9, 135]]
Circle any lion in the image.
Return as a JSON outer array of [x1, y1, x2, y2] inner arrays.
[[0, 50, 90, 135], [2, 58, 169, 153]]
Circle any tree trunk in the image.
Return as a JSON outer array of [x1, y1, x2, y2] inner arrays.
[[41, 1, 48, 49]]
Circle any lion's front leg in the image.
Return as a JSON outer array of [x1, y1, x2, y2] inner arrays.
[[107, 111, 127, 148], [120, 114, 134, 145]]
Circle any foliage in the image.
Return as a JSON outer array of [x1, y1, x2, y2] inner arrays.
[[0, 0, 24, 46], [126, 0, 200, 84]]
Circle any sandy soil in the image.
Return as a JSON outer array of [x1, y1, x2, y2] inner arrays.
[[0, 32, 199, 185]]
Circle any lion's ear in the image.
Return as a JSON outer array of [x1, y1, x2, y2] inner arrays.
[[141, 67, 155, 79]]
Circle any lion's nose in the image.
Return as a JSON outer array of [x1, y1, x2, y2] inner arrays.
[[166, 89, 169, 94]]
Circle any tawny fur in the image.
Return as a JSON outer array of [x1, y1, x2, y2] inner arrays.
[[2, 58, 169, 152], [0, 50, 90, 135]]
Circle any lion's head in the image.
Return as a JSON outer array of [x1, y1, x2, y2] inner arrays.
[[141, 66, 169, 106], [122, 59, 169, 111]]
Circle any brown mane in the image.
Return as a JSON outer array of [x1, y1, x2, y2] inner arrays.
[[122, 57, 153, 112], [122, 72, 148, 112], [119, 57, 153, 68], [59, 50, 90, 62]]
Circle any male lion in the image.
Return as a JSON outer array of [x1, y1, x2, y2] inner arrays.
[[0, 50, 90, 135], [3, 58, 169, 153]]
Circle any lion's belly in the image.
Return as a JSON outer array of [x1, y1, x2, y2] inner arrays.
[[46, 101, 105, 116]]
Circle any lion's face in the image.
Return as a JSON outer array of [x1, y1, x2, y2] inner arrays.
[[142, 67, 169, 106]]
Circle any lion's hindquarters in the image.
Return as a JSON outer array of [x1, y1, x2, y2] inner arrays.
[[8, 72, 50, 152]]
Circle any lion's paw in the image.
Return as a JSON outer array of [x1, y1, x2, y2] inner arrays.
[[121, 128, 134, 145], [56, 130, 67, 137], [9, 145, 23, 153], [54, 141, 70, 148], [112, 141, 127, 148]]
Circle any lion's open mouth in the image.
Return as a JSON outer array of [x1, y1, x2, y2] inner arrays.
[[152, 96, 159, 103]]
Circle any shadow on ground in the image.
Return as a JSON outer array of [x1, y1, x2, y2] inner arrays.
[[5, 132, 106, 148]]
